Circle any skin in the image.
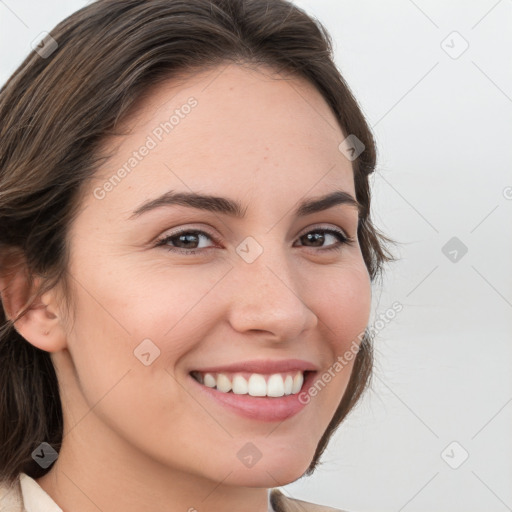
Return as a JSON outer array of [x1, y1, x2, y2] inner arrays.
[[6, 63, 371, 512]]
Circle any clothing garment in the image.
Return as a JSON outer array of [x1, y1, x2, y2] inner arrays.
[[269, 488, 346, 512], [0, 472, 346, 511]]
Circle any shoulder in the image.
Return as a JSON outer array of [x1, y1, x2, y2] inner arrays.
[[269, 488, 351, 512], [0, 474, 24, 512]]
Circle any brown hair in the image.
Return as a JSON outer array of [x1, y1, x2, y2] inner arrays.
[[0, 0, 396, 486]]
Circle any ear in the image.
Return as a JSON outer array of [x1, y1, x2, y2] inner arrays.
[[0, 262, 67, 353]]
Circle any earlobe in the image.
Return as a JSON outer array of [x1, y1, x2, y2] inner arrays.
[[0, 269, 67, 353]]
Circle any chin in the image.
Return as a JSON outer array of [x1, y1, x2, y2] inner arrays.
[[223, 451, 314, 488]]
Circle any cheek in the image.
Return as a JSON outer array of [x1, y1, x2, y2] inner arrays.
[[293, 262, 371, 417], [62, 259, 225, 404], [312, 262, 372, 353]]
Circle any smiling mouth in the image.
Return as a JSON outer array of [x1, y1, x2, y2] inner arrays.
[[189, 370, 311, 398]]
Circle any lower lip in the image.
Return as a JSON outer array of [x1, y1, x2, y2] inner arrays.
[[188, 371, 316, 422]]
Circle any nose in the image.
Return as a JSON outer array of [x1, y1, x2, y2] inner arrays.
[[225, 249, 318, 341]]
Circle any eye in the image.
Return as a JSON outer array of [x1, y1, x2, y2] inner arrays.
[[294, 226, 356, 252], [155, 226, 356, 255], [155, 229, 219, 255]]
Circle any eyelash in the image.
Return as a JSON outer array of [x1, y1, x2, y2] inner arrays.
[[155, 226, 356, 255]]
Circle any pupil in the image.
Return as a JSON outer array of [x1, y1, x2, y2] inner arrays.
[[305, 232, 324, 247], [179, 234, 198, 248]]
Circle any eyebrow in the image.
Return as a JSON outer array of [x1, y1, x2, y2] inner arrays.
[[128, 189, 362, 220]]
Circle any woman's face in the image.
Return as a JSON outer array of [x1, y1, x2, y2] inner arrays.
[[52, 63, 371, 487]]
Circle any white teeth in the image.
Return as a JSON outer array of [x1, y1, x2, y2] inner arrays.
[[193, 371, 306, 397], [284, 375, 293, 395], [248, 374, 267, 396], [216, 373, 232, 393], [267, 374, 285, 397], [292, 372, 304, 394], [203, 373, 216, 388], [232, 374, 248, 394]]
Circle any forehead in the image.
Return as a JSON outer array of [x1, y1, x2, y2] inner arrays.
[[83, 63, 355, 218]]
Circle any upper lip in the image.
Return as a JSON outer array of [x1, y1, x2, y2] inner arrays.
[[191, 358, 319, 374]]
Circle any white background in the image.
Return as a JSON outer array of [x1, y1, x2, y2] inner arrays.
[[1, 1, 511, 511]]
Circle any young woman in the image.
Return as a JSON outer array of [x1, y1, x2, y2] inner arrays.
[[0, 1, 395, 510]]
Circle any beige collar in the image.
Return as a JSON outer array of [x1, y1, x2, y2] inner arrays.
[[5, 473, 343, 512]]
